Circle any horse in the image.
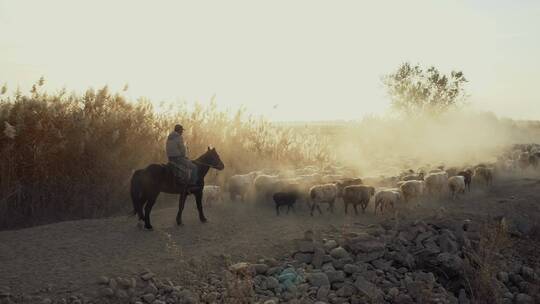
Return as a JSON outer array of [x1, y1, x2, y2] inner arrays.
[[130, 147, 225, 230]]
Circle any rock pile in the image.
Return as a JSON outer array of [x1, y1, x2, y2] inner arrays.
[[246, 220, 540, 304]]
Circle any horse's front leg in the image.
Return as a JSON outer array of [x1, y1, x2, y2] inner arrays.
[[176, 190, 188, 226], [194, 189, 208, 223]]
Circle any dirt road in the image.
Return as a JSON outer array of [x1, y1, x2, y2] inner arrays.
[[1, 175, 539, 298]]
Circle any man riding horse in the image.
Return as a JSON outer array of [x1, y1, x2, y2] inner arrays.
[[166, 124, 197, 185], [130, 124, 224, 230]]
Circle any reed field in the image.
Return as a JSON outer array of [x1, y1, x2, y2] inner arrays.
[[0, 83, 330, 229]]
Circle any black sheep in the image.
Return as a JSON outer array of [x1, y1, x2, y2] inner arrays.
[[273, 191, 298, 216], [457, 170, 473, 192]]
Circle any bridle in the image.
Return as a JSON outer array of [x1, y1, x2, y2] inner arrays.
[[192, 159, 221, 170]]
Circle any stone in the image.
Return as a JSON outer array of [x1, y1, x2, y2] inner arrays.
[[152, 300, 166, 304], [115, 289, 128, 299], [437, 253, 463, 274], [177, 290, 198, 304], [294, 253, 313, 264], [312, 247, 326, 269], [296, 240, 315, 253], [317, 285, 330, 300], [203, 292, 219, 303], [304, 230, 315, 241], [336, 284, 356, 298], [439, 233, 459, 253], [458, 289, 469, 304], [101, 288, 115, 297], [510, 273, 524, 285], [394, 294, 414, 304], [497, 271, 509, 283], [332, 258, 351, 270], [356, 250, 385, 263], [142, 294, 156, 303], [251, 264, 269, 275], [324, 240, 339, 252], [325, 271, 345, 283], [388, 287, 399, 298], [521, 266, 535, 281], [330, 247, 350, 260], [344, 264, 360, 274], [515, 293, 534, 304], [354, 276, 383, 301], [141, 272, 155, 281], [108, 278, 118, 290], [371, 259, 392, 271], [97, 276, 109, 285], [145, 283, 158, 295], [308, 273, 330, 287], [266, 277, 279, 290]]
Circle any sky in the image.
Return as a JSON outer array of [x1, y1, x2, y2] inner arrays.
[[0, 0, 539, 121]]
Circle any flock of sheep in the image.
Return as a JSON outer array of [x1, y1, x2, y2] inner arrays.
[[203, 143, 540, 215]]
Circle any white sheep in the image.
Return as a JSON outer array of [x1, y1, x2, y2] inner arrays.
[[254, 174, 280, 199], [399, 180, 424, 203], [228, 171, 258, 201], [448, 176, 465, 200], [203, 185, 222, 207], [374, 189, 402, 215], [424, 171, 449, 198], [518, 152, 530, 170], [309, 183, 338, 216], [473, 167, 493, 187]]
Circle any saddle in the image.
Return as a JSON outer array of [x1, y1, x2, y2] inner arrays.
[[166, 161, 198, 187]]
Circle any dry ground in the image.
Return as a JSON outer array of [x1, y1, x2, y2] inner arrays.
[[1, 174, 539, 299]]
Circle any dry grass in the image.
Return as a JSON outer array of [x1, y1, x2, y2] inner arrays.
[[0, 82, 328, 229], [463, 221, 512, 304]]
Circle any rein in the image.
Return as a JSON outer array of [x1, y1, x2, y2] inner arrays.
[[192, 159, 218, 169]]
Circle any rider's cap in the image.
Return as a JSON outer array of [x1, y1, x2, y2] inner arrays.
[[174, 124, 184, 132]]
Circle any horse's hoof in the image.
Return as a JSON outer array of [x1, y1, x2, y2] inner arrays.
[[200, 218, 208, 223], [144, 226, 153, 231], [137, 221, 144, 229], [177, 222, 184, 226]]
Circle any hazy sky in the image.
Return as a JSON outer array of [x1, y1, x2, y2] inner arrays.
[[1, 0, 539, 121]]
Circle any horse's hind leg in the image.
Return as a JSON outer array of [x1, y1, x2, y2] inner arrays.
[[195, 190, 208, 223], [144, 195, 158, 230], [176, 191, 187, 226], [137, 195, 146, 221]]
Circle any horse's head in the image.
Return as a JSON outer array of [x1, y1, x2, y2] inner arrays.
[[204, 146, 225, 171]]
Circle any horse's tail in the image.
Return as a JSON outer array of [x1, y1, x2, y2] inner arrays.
[[130, 169, 144, 216]]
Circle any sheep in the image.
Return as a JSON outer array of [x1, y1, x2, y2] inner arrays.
[[203, 185, 222, 207], [254, 174, 280, 199], [374, 189, 402, 215], [445, 167, 459, 178], [401, 172, 424, 181], [399, 180, 424, 203], [424, 171, 449, 198], [228, 172, 258, 201], [473, 167, 493, 187], [309, 183, 338, 216], [336, 178, 363, 197], [321, 174, 344, 184], [448, 176, 465, 200], [504, 159, 517, 172], [529, 154, 538, 169], [457, 170, 472, 192], [273, 191, 299, 216], [518, 152, 530, 170], [343, 185, 375, 214]]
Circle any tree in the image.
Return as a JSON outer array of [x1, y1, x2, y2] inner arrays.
[[382, 63, 468, 116]]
